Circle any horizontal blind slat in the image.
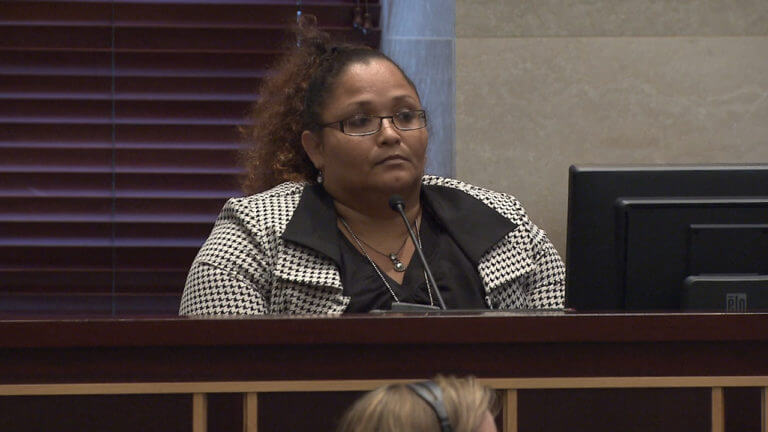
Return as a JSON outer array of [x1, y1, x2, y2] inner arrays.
[[0, 197, 228, 221], [114, 3, 380, 28], [1, 100, 252, 123], [0, 293, 182, 315], [0, 51, 277, 77], [0, 76, 262, 101], [0, 173, 240, 196], [0, 26, 112, 49], [2, 2, 380, 28], [115, 27, 378, 51], [0, 247, 200, 268], [0, 124, 241, 145], [0, 269, 187, 293]]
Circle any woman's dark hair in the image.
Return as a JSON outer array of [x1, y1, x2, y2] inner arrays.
[[240, 17, 418, 195]]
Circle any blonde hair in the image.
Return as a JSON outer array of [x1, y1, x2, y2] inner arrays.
[[337, 376, 497, 432]]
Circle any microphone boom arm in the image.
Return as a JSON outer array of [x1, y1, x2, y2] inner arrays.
[[389, 195, 447, 310]]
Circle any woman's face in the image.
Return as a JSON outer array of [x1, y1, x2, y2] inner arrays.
[[303, 58, 427, 201]]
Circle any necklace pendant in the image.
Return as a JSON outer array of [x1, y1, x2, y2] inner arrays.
[[390, 253, 406, 272]]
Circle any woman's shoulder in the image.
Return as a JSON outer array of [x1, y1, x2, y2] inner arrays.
[[422, 175, 529, 223], [228, 181, 305, 206], [218, 181, 307, 229]]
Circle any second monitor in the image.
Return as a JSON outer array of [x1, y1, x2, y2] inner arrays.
[[566, 164, 768, 311]]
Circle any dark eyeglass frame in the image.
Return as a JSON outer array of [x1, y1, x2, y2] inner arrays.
[[319, 109, 427, 136]]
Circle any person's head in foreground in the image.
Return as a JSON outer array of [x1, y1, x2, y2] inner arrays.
[[337, 376, 498, 432]]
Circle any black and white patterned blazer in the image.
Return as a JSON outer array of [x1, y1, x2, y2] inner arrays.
[[179, 176, 565, 315]]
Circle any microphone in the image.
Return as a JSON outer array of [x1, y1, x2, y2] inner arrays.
[[389, 195, 447, 310]]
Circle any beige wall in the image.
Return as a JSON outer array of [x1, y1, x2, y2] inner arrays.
[[455, 0, 768, 256]]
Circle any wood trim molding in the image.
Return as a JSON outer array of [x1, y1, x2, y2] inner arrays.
[[762, 387, 767, 432], [2, 376, 768, 396], [711, 387, 724, 432], [502, 389, 518, 432], [243, 392, 258, 432], [193, 393, 207, 432]]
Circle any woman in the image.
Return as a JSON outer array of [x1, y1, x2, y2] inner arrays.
[[337, 376, 498, 432], [179, 21, 564, 315]]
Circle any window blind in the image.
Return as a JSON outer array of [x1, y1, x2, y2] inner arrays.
[[0, 0, 380, 316]]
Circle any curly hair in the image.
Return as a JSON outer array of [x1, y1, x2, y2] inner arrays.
[[240, 17, 418, 195]]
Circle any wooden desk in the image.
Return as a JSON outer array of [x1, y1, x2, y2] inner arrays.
[[1, 312, 767, 431]]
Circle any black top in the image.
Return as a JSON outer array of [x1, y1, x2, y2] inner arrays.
[[281, 183, 518, 313], [339, 206, 488, 312]]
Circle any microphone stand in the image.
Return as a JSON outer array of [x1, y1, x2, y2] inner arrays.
[[389, 195, 447, 310]]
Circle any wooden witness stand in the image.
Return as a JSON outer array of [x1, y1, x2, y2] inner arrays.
[[1, 312, 768, 432]]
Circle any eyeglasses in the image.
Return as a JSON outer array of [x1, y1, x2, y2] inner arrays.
[[320, 109, 427, 136]]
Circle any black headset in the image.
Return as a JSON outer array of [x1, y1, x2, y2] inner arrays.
[[406, 381, 453, 432]]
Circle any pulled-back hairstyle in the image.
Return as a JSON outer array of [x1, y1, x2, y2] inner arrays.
[[241, 16, 419, 195], [336, 376, 498, 432]]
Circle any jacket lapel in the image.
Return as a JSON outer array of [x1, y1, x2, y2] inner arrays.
[[273, 180, 533, 299], [422, 183, 529, 292], [277, 184, 343, 290]]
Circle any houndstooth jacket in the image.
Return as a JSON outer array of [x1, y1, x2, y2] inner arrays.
[[179, 175, 565, 315]]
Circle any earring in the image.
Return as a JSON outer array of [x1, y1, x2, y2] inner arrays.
[[316, 170, 324, 184]]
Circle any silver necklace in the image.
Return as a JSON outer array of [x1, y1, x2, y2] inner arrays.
[[339, 217, 434, 307], [353, 231, 409, 272]]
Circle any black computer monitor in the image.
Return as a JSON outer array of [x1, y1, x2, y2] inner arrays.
[[565, 164, 768, 311]]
